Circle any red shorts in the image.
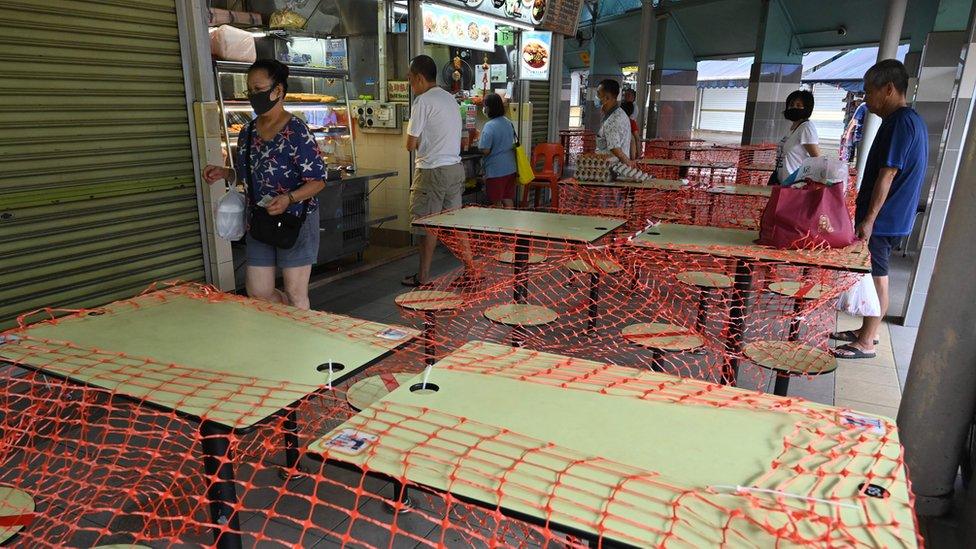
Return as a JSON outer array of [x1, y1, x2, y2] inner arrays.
[[485, 173, 517, 203]]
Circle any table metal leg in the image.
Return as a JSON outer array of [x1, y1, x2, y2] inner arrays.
[[513, 237, 529, 304], [200, 420, 242, 549], [423, 311, 436, 366], [773, 372, 791, 396], [283, 408, 300, 471], [723, 260, 752, 386], [788, 297, 803, 341]]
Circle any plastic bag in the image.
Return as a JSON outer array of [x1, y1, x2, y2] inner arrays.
[[783, 156, 849, 187], [836, 274, 882, 317], [209, 25, 256, 63], [216, 188, 246, 241]]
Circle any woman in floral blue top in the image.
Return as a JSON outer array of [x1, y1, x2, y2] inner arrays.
[[204, 59, 326, 309]]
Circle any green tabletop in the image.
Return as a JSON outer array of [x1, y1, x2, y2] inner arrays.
[[412, 206, 626, 243], [0, 286, 418, 429], [637, 158, 735, 169], [564, 178, 685, 191], [706, 184, 773, 197], [566, 180, 771, 198], [309, 341, 915, 548], [632, 223, 871, 272]]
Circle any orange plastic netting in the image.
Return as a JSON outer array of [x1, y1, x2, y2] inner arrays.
[[0, 159, 913, 549], [0, 277, 919, 548]]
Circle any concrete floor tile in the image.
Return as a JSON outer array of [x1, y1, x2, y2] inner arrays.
[[834, 378, 903, 408], [833, 400, 900, 419], [835, 363, 901, 388]]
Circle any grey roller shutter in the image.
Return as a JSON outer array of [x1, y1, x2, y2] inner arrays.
[[0, 0, 205, 328], [528, 80, 550, 148], [697, 87, 748, 133]]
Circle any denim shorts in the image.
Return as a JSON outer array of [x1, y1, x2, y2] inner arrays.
[[246, 208, 320, 269], [867, 235, 899, 277]]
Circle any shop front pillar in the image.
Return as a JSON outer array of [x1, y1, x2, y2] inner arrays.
[[740, 0, 802, 145], [646, 10, 697, 139], [177, 0, 235, 290], [855, 0, 909, 184]]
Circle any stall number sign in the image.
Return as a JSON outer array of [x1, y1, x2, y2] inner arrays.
[[388, 81, 409, 102], [496, 28, 514, 47]]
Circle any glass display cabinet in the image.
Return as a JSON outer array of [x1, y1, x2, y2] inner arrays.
[[215, 57, 356, 169]]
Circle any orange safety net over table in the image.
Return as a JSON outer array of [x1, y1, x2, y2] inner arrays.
[[411, 206, 868, 391], [0, 267, 917, 548], [557, 178, 772, 232]]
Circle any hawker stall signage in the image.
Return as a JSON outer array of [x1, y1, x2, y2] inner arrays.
[[423, 3, 496, 52], [435, 0, 538, 28], [519, 30, 552, 81]]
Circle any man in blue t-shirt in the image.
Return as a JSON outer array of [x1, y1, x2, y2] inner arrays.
[[833, 60, 928, 360]]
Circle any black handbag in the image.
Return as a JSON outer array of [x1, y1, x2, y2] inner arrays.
[[243, 121, 308, 249]]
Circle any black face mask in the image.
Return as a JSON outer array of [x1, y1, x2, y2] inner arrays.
[[249, 86, 280, 116], [783, 107, 807, 122]]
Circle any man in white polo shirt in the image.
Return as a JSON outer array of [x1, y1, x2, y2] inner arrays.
[[402, 55, 466, 287]]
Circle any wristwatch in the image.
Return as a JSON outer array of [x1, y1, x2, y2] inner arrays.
[[287, 192, 296, 204]]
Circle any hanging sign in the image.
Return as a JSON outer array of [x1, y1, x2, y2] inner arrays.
[[539, 0, 584, 36], [423, 4, 496, 52], [519, 30, 552, 81]]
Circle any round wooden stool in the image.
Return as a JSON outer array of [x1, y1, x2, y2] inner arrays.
[[485, 303, 558, 347], [743, 340, 837, 397], [768, 281, 831, 341], [346, 373, 415, 411], [622, 322, 704, 372], [0, 486, 34, 544], [395, 290, 463, 365], [676, 271, 733, 332], [567, 258, 623, 330]]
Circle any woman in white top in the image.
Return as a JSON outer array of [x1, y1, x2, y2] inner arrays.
[[772, 90, 821, 184]]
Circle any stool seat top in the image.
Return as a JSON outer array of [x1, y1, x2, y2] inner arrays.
[[677, 271, 734, 289], [0, 486, 34, 544], [495, 251, 547, 264], [622, 322, 704, 352], [395, 290, 464, 312], [484, 304, 558, 326], [566, 258, 624, 275], [768, 281, 831, 300], [743, 341, 837, 375], [346, 373, 416, 412]]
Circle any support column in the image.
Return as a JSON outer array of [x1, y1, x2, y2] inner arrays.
[[547, 34, 565, 142], [585, 27, 625, 132], [177, 0, 235, 289], [898, 5, 976, 515], [902, 29, 970, 325], [740, 0, 802, 145], [634, 0, 654, 137], [855, 0, 910, 184], [647, 11, 697, 139]]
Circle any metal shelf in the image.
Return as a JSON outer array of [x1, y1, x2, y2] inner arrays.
[[215, 60, 349, 79]]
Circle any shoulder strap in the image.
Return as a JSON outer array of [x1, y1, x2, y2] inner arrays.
[[509, 120, 519, 147], [244, 120, 256, 203]]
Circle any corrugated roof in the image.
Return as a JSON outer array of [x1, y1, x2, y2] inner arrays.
[[803, 44, 909, 85], [695, 51, 842, 88]]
